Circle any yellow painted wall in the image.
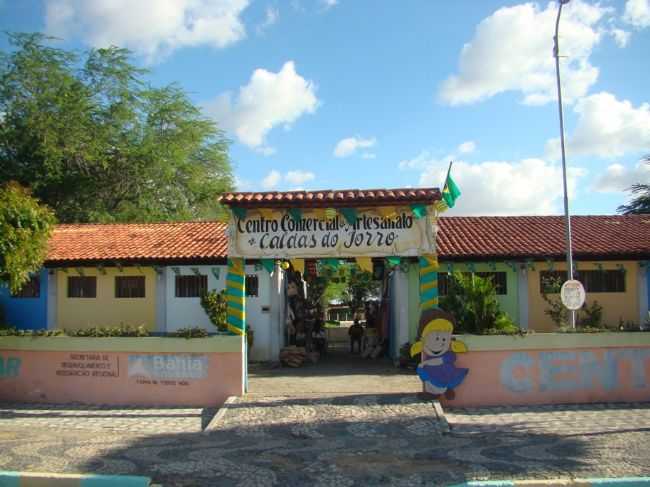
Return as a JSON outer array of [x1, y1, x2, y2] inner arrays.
[[56, 267, 156, 330], [528, 261, 639, 332]]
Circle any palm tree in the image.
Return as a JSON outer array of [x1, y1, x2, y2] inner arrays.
[[618, 156, 650, 215]]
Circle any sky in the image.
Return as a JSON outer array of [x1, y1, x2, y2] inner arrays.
[[1, 0, 649, 216]]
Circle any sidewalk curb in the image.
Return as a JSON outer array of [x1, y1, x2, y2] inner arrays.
[[0, 471, 151, 487], [432, 400, 450, 434], [448, 478, 650, 487], [203, 395, 238, 434]]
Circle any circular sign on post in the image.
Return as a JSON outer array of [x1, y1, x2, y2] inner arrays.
[[560, 279, 585, 310]]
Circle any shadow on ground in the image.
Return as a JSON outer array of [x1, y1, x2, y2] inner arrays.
[[72, 403, 607, 487]]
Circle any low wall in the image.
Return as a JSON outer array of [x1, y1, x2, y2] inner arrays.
[[0, 336, 244, 407], [447, 333, 650, 407]]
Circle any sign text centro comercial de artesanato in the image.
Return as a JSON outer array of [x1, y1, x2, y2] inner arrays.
[[227, 208, 437, 258]]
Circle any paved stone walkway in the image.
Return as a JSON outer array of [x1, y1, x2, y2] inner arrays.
[[1, 399, 650, 486], [0, 403, 215, 434]]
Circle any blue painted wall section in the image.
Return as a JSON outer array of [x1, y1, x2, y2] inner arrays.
[[0, 269, 48, 330]]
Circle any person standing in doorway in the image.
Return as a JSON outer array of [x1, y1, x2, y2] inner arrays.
[[349, 319, 364, 354]]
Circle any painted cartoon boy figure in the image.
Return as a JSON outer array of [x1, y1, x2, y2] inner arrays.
[[410, 309, 468, 400]]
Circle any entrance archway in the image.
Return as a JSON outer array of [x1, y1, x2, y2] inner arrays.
[[218, 187, 443, 390]]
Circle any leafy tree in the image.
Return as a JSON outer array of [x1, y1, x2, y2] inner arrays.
[[441, 272, 518, 334], [342, 268, 380, 316], [618, 157, 650, 215], [0, 33, 233, 223], [0, 182, 55, 293]]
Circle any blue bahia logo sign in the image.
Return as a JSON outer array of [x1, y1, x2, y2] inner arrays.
[[127, 354, 207, 380]]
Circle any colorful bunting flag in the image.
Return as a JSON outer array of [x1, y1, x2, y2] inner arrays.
[[410, 203, 428, 219], [258, 208, 278, 220], [377, 206, 398, 219], [260, 259, 275, 274], [442, 166, 461, 209], [288, 208, 302, 222], [290, 259, 305, 275], [355, 256, 373, 273], [386, 256, 401, 268], [340, 208, 358, 226], [325, 208, 337, 220], [231, 207, 247, 220]]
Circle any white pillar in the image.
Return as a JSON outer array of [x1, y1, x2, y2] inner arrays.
[[269, 265, 285, 361], [155, 267, 167, 333], [517, 266, 529, 330], [392, 268, 410, 358]]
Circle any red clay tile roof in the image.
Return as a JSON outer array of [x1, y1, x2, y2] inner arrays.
[[46, 222, 228, 265], [219, 187, 441, 208], [438, 215, 650, 261], [44, 215, 650, 265]]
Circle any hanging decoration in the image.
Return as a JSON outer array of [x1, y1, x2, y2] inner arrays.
[[231, 207, 247, 220], [97, 265, 107, 275], [171, 267, 180, 275], [525, 260, 536, 271], [400, 260, 410, 273], [467, 263, 476, 273], [386, 256, 401, 268], [191, 267, 201, 276], [225, 258, 246, 336], [258, 208, 277, 220], [595, 262, 604, 271], [288, 208, 303, 223], [545, 259, 555, 271], [340, 207, 358, 226], [410, 203, 428, 220], [446, 262, 454, 274], [211, 267, 221, 280], [325, 208, 337, 220], [488, 261, 497, 271], [290, 258, 305, 275], [419, 255, 439, 310], [355, 256, 373, 273], [322, 258, 341, 269], [377, 206, 398, 219], [505, 262, 517, 272], [259, 259, 275, 274]]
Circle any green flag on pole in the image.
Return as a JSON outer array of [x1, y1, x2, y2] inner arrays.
[[441, 163, 461, 209]]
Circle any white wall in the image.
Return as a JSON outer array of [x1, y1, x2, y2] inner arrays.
[[163, 265, 272, 345]]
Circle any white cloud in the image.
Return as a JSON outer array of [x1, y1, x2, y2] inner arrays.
[[261, 170, 282, 190], [609, 28, 631, 47], [457, 141, 476, 154], [361, 153, 376, 160], [205, 61, 319, 149], [285, 170, 315, 185], [333, 136, 376, 158], [234, 175, 253, 191], [623, 0, 650, 28], [417, 157, 586, 215], [439, 0, 608, 106], [322, 0, 338, 9], [592, 161, 650, 192], [256, 6, 279, 35], [45, 0, 249, 62], [545, 92, 650, 159]]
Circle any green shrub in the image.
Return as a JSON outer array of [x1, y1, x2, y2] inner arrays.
[[541, 275, 606, 330], [200, 290, 228, 331], [65, 324, 149, 337], [170, 327, 210, 338], [441, 272, 519, 335], [0, 327, 65, 337]]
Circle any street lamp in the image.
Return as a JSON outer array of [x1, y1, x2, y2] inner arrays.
[[553, 0, 576, 328]]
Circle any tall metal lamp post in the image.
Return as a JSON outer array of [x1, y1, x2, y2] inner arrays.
[[554, 0, 576, 328]]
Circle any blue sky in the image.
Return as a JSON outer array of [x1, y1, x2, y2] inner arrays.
[[1, 0, 649, 216]]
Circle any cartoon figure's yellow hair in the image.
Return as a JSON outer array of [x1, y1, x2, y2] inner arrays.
[[410, 318, 467, 357]]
